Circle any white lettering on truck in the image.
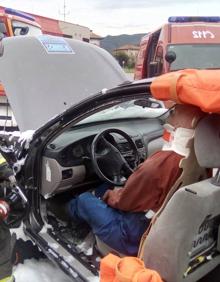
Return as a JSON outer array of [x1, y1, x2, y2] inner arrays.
[[192, 30, 215, 39]]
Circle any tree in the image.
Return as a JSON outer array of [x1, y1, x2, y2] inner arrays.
[[114, 52, 129, 67], [127, 55, 136, 69]]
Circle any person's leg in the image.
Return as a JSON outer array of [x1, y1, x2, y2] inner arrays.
[[67, 192, 150, 255], [67, 192, 118, 226], [0, 223, 13, 281], [121, 212, 151, 254]]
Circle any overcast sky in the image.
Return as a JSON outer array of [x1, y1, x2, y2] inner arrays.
[[1, 0, 220, 36]]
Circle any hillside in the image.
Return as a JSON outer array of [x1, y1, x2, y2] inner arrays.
[[100, 33, 146, 53]]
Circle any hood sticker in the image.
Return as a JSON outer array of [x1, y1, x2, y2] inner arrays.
[[37, 35, 75, 54]]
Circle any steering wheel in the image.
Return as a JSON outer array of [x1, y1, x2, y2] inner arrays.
[[91, 128, 140, 186]]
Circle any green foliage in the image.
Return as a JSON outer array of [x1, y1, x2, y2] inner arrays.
[[127, 55, 136, 69], [114, 51, 129, 67], [114, 52, 137, 70], [124, 67, 135, 73]]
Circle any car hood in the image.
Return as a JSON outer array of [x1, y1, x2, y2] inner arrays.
[[0, 35, 129, 131]]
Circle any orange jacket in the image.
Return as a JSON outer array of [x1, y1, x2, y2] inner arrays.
[[100, 254, 163, 282], [150, 69, 220, 113], [103, 151, 182, 212]]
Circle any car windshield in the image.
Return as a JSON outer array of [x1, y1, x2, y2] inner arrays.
[[12, 20, 42, 36], [168, 44, 220, 71], [77, 99, 167, 125]]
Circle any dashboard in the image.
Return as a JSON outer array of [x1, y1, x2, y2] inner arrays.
[[41, 118, 163, 198]]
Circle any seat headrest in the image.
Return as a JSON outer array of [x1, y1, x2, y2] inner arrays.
[[195, 114, 220, 168]]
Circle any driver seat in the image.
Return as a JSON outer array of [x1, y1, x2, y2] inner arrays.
[[139, 114, 220, 282], [96, 118, 209, 257]]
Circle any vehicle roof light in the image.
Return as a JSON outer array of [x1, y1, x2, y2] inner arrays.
[[168, 16, 220, 23], [5, 8, 35, 22]]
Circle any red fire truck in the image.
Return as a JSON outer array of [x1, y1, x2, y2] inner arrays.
[[134, 17, 220, 80], [0, 7, 42, 130], [0, 7, 42, 94]]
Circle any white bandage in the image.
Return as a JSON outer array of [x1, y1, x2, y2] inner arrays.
[[162, 125, 194, 157]]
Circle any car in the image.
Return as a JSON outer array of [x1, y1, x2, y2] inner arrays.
[[0, 35, 219, 282]]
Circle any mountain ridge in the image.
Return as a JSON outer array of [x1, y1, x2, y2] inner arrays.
[[100, 33, 146, 53]]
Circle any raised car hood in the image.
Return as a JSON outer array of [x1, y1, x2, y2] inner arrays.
[[0, 36, 128, 131]]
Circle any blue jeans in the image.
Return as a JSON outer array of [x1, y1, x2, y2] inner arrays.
[[67, 191, 150, 256]]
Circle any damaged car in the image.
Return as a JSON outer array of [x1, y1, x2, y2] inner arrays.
[[0, 35, 220, 282]]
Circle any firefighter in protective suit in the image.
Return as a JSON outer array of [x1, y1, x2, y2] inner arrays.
[[0, 224, 14, 282], [0, 148, 45, 282], [0, 154, 16, 282]]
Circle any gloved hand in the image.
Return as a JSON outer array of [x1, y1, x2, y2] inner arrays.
[[0, 200, 10, 220]]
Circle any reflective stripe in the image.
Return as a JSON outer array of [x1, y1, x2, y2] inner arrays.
[[0, 157, 6, 165], [0, 203, 7, 215], [170, 72, 182, 103], [0, 276, 14, 282]]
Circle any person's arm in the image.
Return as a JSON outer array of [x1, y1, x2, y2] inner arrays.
[[103, 151, 183, 212], [102, 187, 124, 207], [102, 158, 159, 212]]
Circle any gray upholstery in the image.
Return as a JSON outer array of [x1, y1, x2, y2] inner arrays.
[[195, 114, 220, 168], [142, 113, 220, 282], [143, 179, 220, 282]]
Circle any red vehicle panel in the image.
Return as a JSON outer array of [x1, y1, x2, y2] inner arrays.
[[135, 17, 220, 80]]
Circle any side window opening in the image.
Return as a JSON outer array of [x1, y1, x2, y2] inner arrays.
[[12, 20, 42, 36], [154, 45, 164, 76], [143, 29, 161, 78]]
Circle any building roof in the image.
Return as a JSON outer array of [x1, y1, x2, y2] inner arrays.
[[90, 32, 104, 40], [114, 44, 140, 51], [0, 5, 90, 36], [34, 15, 62, 35]]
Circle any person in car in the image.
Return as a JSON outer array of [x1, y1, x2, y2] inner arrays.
[[67, 104, 205, 256]]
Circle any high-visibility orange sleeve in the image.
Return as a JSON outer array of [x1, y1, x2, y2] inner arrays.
[[100, 254, 163, 282], [100, 254, 120, 282], [133, 269, 163, 282], [150, 69, 220, 113]]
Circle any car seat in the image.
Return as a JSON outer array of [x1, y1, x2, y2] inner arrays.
[[140, 114, 220, 282], [96, 115, 209, 258]]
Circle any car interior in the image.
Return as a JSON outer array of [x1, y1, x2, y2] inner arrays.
[[36, 97, 220, 281], [38, 98, 166, 272], [1, 35, 220, 282]]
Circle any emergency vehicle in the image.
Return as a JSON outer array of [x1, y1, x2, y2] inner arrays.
[[0, 8, 42, 130], [134, 16, 220, 80]]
